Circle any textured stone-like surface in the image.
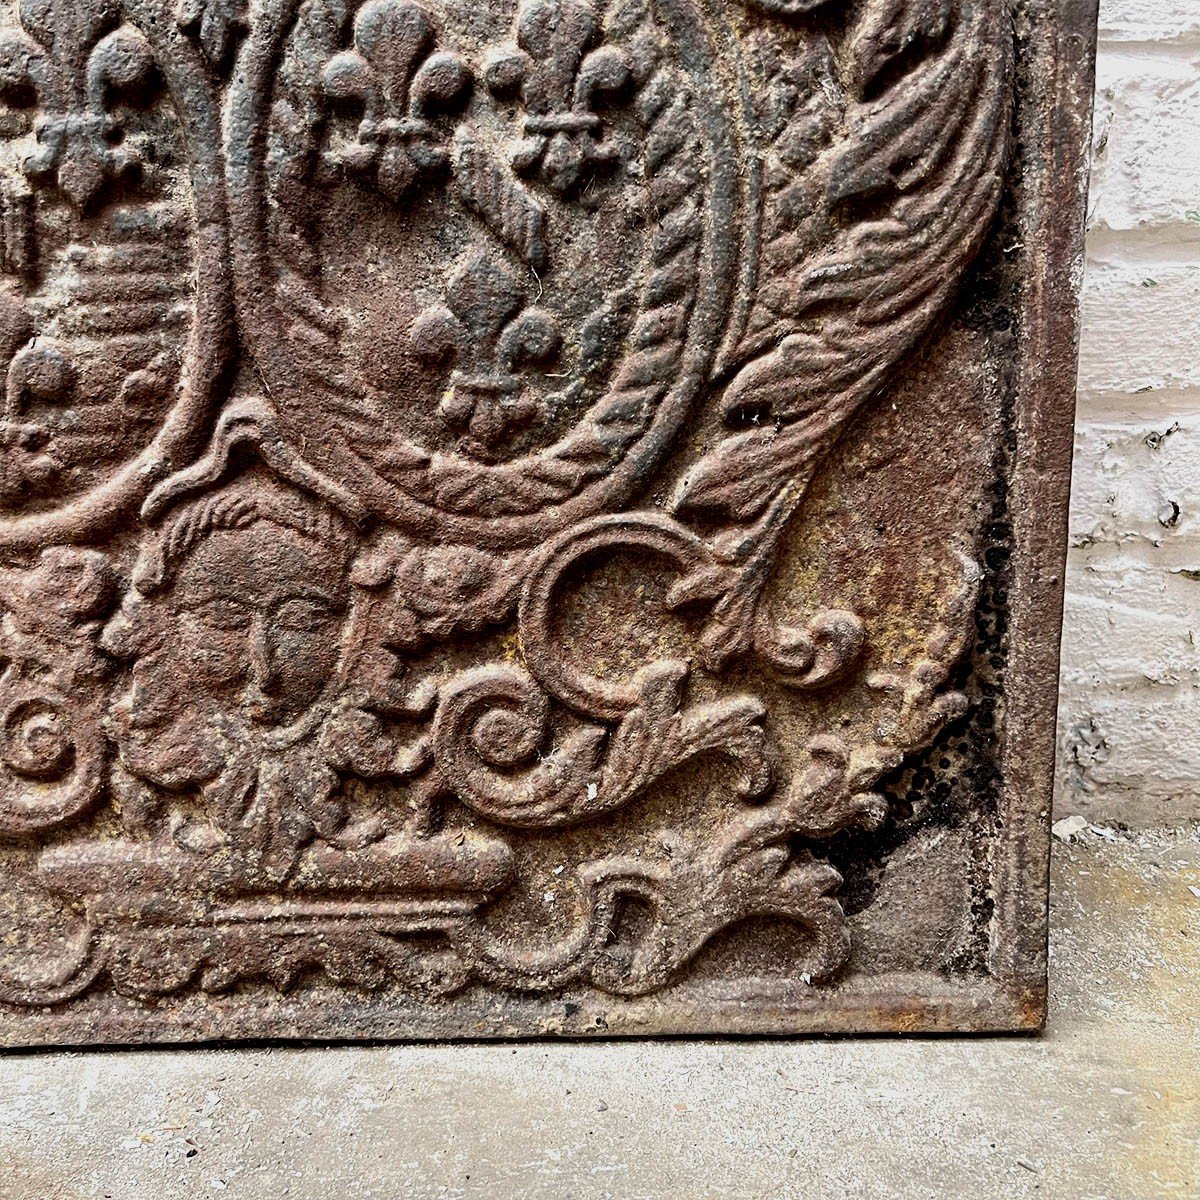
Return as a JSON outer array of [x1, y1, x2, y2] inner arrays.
[[0, 0, 1094, 1045]]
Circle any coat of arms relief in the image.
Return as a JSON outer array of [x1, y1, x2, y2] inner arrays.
[[0, 0, 1023, 1027]]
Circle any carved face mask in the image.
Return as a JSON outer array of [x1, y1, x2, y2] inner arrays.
[[170, 520, 350, 727], [101, 480, 360, 783]]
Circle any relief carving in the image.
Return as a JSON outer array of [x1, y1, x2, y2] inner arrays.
[[0, 0, 231, 549], [177, 0, 248, 70], [319, 0, 472, 202], [483, 0, 631, 195], [0, 546, 113, 836], [0, 0, 1053, 1039], [103, 477, 408, 880], [411, 248, 563, 452], [0, 2, 158, 211]]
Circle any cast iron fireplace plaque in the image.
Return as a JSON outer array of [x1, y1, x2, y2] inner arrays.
[[0, 0, 1096, 1046]]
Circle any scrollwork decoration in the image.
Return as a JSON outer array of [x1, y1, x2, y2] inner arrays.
[[432, 658, 771, 829], [0, 547, 114, 836]]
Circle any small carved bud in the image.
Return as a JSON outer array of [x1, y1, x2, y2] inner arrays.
[[32, 547, 117, 621], [0, 35, 38, 107], [321, 52, 373, 108], [438, 389, 475, 431], [375, 140, 419, 201], [409, 305, 462, 365], [9, 342, 75, 405], [500, 308, 561, 367], [482, 49, 527, 98], [90, 28, 157, 103], [575, 45, 630, 106], [410, 52, 472, 115]]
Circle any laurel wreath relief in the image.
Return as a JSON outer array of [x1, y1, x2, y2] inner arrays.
[[0, 0, 1012, 1008]]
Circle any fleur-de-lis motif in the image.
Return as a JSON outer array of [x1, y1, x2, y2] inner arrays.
[[484, 0, 631, 195], [321, 0, 472, 203], [0, 1, 157, 211], [410, 250, 562, 453]]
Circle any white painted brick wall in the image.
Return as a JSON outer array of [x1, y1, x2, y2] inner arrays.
[[1058, 0, 1200, 825]]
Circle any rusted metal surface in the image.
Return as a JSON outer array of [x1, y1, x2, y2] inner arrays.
[[0, 0, 1096, 1047]]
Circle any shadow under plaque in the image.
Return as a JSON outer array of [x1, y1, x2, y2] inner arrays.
[[0, 0, 1097, 1047]]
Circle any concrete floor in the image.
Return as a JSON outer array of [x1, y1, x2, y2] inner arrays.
[[0, 826, 1196, 1200]]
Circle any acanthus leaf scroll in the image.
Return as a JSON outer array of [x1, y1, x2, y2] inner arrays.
[[0, 0, 1014, 1015]]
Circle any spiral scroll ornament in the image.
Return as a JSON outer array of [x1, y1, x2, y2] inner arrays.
[[0, 681, 105, 835]]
